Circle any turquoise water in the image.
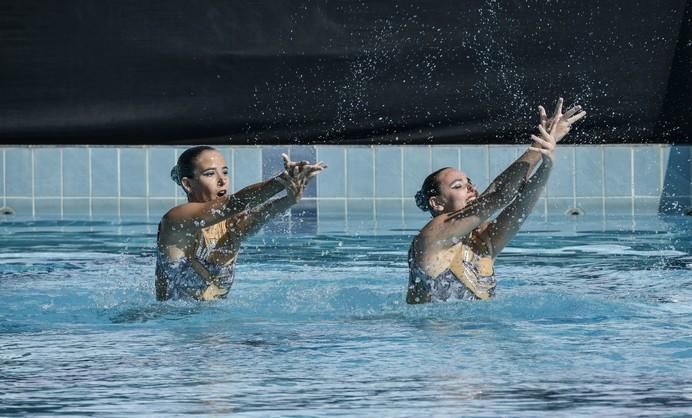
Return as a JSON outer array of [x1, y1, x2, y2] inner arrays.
[[1, 215, 691, 417]]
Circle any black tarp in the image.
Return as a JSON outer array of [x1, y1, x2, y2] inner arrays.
[[1, 0, 690, 145]]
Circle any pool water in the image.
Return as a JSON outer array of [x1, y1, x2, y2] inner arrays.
[[1, 215, 691, 417]]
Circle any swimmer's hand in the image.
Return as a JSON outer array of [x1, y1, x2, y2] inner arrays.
[[200, 283, 229, 300], [538, 97, 586, 143], [274, 153, 327, 203], [283, 171, 309, 204], [281, 153, 327, 179], [529, 123, 557, 165]]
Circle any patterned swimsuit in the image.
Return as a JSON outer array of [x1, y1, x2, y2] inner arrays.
[[156, 221, 236, 301], [408, 236, 496, 302]]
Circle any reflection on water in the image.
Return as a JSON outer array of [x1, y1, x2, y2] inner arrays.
[[0, 215, 691, 416]]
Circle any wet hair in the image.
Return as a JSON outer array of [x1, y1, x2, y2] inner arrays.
[[170, 145, 217, 187], [415, 167, 451, 215]]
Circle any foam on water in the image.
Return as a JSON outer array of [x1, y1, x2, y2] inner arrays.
[[504, 244, 687, 257]]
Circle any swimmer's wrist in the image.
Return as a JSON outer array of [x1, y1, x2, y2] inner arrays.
[[527, 145, 541, 155], [541, 153, 554, 168], [273, 171, 291, 189], [275, 193, 298, 209]]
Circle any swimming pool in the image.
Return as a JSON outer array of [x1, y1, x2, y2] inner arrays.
[[1, 214, 691, 416]]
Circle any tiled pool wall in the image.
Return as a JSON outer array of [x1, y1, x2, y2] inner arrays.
[[0, 144, 690, 228]]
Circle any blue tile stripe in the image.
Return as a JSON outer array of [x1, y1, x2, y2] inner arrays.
[[0, 145, 688, 218]]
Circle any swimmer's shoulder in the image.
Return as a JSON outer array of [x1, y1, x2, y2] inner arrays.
[[411, 232, 457, 278], [414, 214, 482, 254], [157, 207, 201, 252], [160, 201, 196, 226]]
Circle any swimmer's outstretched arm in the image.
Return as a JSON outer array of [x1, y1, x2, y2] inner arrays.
[[420, 133, 547, 248], [160, 193, 254, 234], [478, 99, 585, 205], [232, 153, 326, 210], [416, 99, 584, 252], [484, 100, 586, 256], [486, 155, 552, 256], [415, 143, 544, 253], [161, 155, 326, 234], [232, 176, 288, 209], [415, 181, 528, 254], [230, 170, 312, 239], [484, 126, 555, 256]]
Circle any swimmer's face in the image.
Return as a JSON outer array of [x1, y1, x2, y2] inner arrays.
[[182, 150, 230, 203], [430, 168, 478, 214]]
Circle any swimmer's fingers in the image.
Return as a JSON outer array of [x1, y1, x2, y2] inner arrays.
[[289, 166, 315, 183], [283, 176, 299, 193], [566, 110, 586, 125], [549, 97, 564, 134], [310, 161, 328, 172], [281, 153, 292, 169], [553, 97, 564, 117], [304, 161, 326, 170], [530, 134, 552, 149], [538, 105, 548, 129], [562, 105, 582, 119], [537, 124, 555, 143], [545, 102, 584, 143], [300, 174, 310, 189], [534, 125, 556, 163], [285, 173, 309, 202], [301, 161, 328, 178], [281, 153, 303, 178], [538, 125, 554, 141], [528, 146, 553, 155], [282, 153, 310, 169]]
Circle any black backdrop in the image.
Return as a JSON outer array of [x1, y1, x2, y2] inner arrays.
[[1, 0, 690, 145]]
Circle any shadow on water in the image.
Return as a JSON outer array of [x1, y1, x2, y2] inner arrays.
[[107, 303, 207, 324], [487, 382, 692, 411]]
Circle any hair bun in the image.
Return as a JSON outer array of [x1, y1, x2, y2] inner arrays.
[[170, 165, 181, 186], [415, 190, 430, 212]]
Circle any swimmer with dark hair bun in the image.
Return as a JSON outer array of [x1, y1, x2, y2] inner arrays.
[[407, 98, 585, 304], [156, 146, 326, 301]]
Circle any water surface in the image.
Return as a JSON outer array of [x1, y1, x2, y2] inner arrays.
[[1, 215, 691, 417]]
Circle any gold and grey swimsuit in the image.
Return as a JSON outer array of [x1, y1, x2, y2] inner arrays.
[[408, 236, 496, 302], [156, 221, 237, 301]]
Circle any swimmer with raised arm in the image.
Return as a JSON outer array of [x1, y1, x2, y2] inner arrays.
[[156, 146, 326, 301], [407, 98, 586, 303]]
